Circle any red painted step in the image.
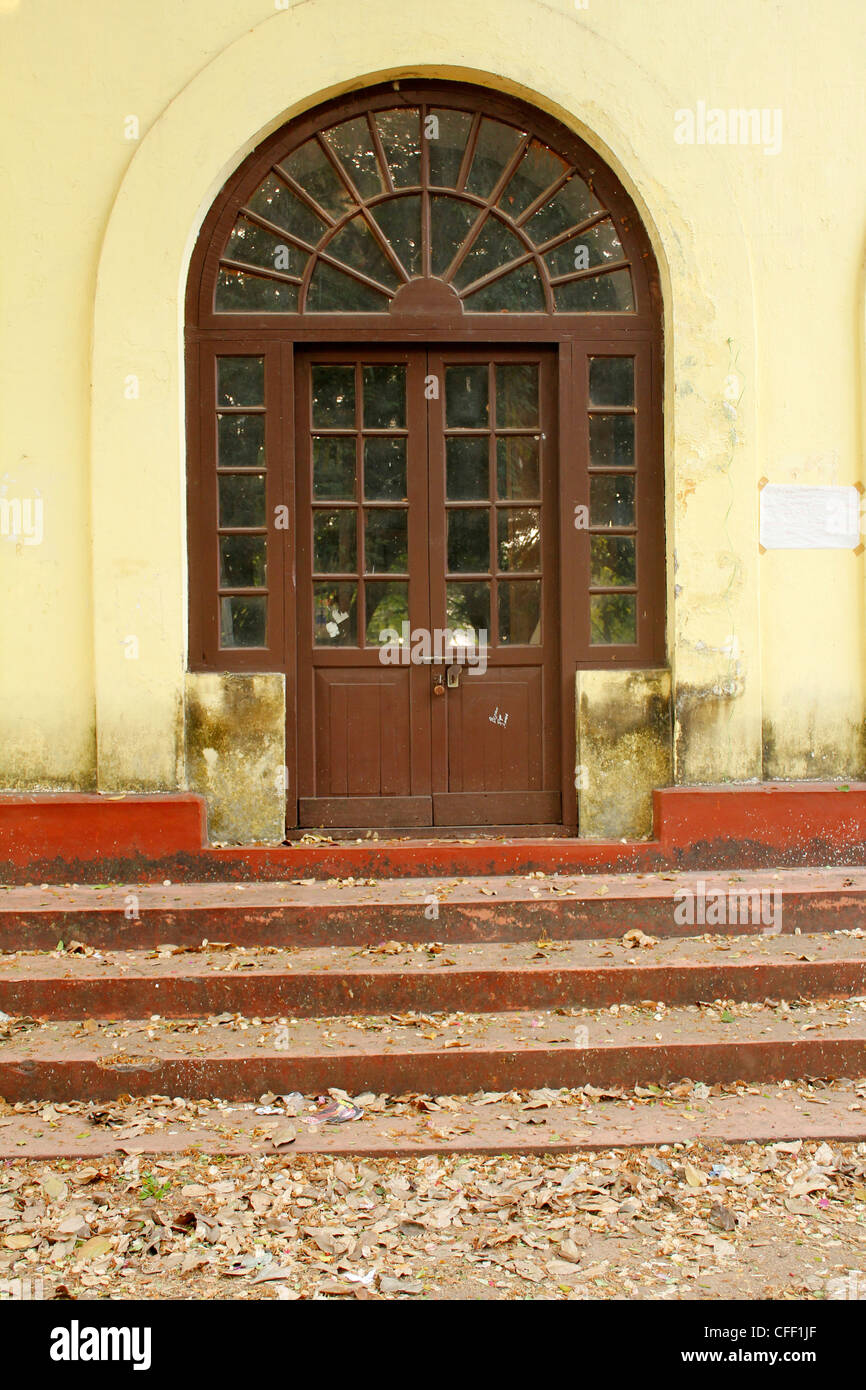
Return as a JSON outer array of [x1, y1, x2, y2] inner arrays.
[[1, 869, 864, 949], [4, 783, 866, 882], [1, 1003, 864, 1102], [2, 934, 864, 1020]]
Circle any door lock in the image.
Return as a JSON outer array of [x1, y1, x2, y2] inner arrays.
[[446, 665, 460, 688]]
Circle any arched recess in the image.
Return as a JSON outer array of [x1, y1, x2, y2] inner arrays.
[[90, 0, 763, 813], [185, 80, 665, 831]]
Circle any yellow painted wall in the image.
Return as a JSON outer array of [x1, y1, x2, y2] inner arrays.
[[0, 0, 863, 796]]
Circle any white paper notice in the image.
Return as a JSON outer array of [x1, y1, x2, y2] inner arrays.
[[759, 484, 861, 550]]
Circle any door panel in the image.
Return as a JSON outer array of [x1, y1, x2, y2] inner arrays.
[[295, 346, 561, 829], [296, 350, 432, 826], [427, 351, 561, 825]]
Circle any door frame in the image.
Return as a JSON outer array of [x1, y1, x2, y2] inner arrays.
[[184, 81, 666, 838]]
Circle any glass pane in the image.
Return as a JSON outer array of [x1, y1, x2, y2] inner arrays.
[[217, 356, 264, 407], [463, 262, 544, 311], [365, 582, 410, 646], [362, 364, 406, 428], [314, 582, 358, 646], [364, 437, 406, 500], [215, 270, 298, 312], [543, 218, 623, 276], [590, 475, 635, 527], [280, 141, 356, 220], [218, 415, 265, 470], [495, 363, 538, 427], [375, 110, 422, 187], [447, 508, 490, 572], [445, 364, 488, 427], [524, 175, 603, 244], [323, 117, 385, 199], [218, 474, 265, 527], [220, 596, 267, 648], [453, 218, 526, 291], [465, 119, 524, 198], [446, 581, 490, 642], [325, 217, 400, 291], [497, 508, 541, 571], [219, 535, 267, 588], [430, 196, 480, 277], [555, 269, 634, 311], [247, 174, 327, 246], [590, 535, 636, 587], [446, 436, 489, 500], [313, 510, 357, 573], [306, 262, 390, 311], [312, 365, 355, 427], [497, 140, 567, 218], [427, 109, 473, 188], [313, 436, 356, 499], [590, 357, 635, 406], [225, 218, 308, 277], [365, 509, 408, 573], [589, 415, 635, 469], [590, 593, 636, 645], [496, 437, 540, 499], [371, 196, 422, 277], [499, 581, 541, 645]]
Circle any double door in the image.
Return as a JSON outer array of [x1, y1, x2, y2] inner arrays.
[[295, 347, 561, 828]]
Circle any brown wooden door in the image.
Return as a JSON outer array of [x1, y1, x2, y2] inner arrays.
[[427, 350, 560, 825], [295, 347, 560, 829]]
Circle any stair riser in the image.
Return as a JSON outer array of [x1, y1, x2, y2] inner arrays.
[[3, 959, 864, 1020], [1, 892, 858, 950], [2, 1038, 864, 1103]]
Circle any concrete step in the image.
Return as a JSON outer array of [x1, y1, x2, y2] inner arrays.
[[2, 999, 864, 1102], [2, 932, 865, 1019], [2, 1078, 865, 1160], [1, 868, 864, 949]]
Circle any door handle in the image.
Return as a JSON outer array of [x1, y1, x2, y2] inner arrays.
[[433, 674, 446, 696]]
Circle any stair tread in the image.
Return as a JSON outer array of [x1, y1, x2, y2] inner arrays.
[[3, 1080, 866, 1159], [2, 866, 866, 913], [4, 1000, 865, 1058], [2, 929, 865, 979]]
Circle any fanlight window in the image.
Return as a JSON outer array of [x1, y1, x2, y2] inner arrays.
[[215, 105, 636, 314]]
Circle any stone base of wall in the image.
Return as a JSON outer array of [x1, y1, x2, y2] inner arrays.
[[576, 668, 673, 839], [184, 672, 286, 845]]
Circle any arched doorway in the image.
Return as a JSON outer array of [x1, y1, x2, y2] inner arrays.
[[186, 80, 664, 833]]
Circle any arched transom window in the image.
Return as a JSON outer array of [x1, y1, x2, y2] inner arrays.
[[190, 83, 659, 325]]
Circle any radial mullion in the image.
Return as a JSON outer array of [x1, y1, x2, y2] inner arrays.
[[240, 206, 320, 256], [366, 111, 394, 193], [314, 246, 397, 298], [420, 102, 432, 278], [455, 112, 482, 192], [356, 204, 410, 284], [549, 259, 631, 288], [219, 257, 303, 287], [514, 167, 574, 226], [530, 209, 611, 253], [442, 136, 531, 284], [271, 163, 337, 227], [315, 132, 364, 205], [456, 245, 536, 298]]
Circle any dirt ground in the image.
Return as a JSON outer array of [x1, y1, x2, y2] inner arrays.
[[2, 1131, 864, 1301]]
